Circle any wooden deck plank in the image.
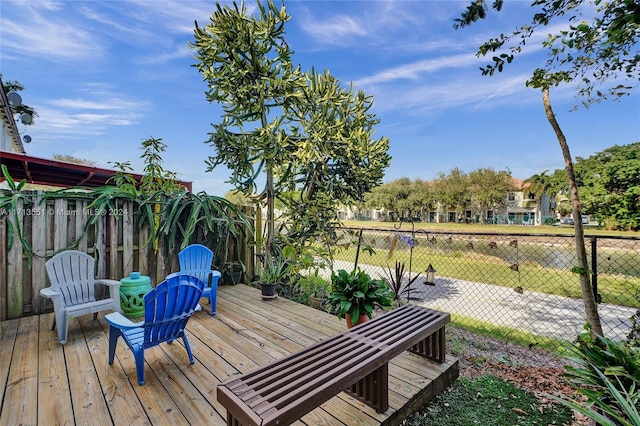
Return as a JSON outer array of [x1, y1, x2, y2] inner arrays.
[[0, 316, 39, 426], [106, 318, 192, 425], [37, 313, 74, 425], [0, 317, 19, 405], [0, 284, 458, 426], [217, 290, 327, 348], [159, 337, 226, 424], [78, 314, 151, 425], [64, 317, 112, 425]]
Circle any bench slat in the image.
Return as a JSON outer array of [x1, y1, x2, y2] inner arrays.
[[236, 339, 381, 413], [218, 304, 450, 426], [220, 335, 387, 423]]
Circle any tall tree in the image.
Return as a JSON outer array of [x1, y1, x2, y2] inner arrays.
[[431, 168, 470, 221], [524, 170, 555, 222], [452, 0, 640, 337], [574, 142, 640, 230], [192, 1, 304, 263], [192, 1, 390, 262], [282, 69, 390, 244], [468, 168, 514, 223]]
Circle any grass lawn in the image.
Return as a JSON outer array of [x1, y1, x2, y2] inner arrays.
[[341, 220, 640, 237], [333, 221, 640, 308], [403, 375, 574, 426]]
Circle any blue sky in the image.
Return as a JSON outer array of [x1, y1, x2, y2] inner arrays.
[[1, 0, 638, 195]]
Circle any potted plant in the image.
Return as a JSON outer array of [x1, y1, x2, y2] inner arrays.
[[259, 257, 288, 300], [326, 269, 395, 328], [297, 271, 330, 310]]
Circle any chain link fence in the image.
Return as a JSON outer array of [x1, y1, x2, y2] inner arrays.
[[331, 226, 640, 351]]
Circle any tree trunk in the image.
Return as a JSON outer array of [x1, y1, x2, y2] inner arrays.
[[542, 87, 604, 337], [265, 163, 275, 265]]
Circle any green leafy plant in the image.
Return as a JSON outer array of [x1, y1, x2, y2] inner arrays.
[[297, 271, 330, 304], [260, 256, 289, 285], [191, 1, 390, 266], [547, 327, 640, 425], [9, 135, 252, 268], [326, 268, 395, 321], [0, 164, 32, 256]]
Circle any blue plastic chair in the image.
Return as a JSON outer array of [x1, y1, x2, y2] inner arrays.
[[175, 244, 222, 315], [105, 274, 204, 385]]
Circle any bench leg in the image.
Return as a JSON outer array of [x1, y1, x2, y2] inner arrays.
[[226, 412, 242, 426], [409, 327, 446, 363], [346, 363, 389, 413]]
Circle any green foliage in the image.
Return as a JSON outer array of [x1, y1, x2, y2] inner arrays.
[[571, 265, 586, 275], [260, 256, 289, 285], [382, 261, 422, 306], [431, 168, 471, 218], [454, 0, 640, 105], [467, 168, 515, 221], [549, 329, 640, 425], [224, 190, 252, 206], [138, 137, 183, 194], [0, 164, 32, 257], [367, 168, 513, 222], [366, 178, 432, 220], [281, 243, 330, 279], [1, 139, 252, 266], [575, 142, 640, 231], [191, 1, 390, 263], [296, 271, 330, 303], [326, 268, 395, 320]]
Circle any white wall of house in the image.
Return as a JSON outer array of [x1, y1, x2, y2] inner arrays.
[[336, 183, 555, 226], [1, 77, 26, 154]]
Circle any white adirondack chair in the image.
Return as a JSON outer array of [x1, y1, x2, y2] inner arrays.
[[41, 250, 122, 344]]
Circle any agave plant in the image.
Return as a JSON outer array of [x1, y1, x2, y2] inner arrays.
[[382, 261, 422, 307], [546, 328, 640, 426]]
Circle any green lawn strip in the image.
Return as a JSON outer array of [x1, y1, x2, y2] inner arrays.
[[403, 375, 574, 426], [341, 220, 639, 237], [334, 246, 640, 308], [448, 316, 570, 357]]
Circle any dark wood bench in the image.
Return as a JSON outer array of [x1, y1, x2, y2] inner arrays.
[[217, 304, 449, 426]]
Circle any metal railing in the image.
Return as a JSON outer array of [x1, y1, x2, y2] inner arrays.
[[332, 226, 640, 350]]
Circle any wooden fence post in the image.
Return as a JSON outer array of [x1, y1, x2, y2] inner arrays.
[[7, 199, 24, 319], [31, 194, 47, 313]]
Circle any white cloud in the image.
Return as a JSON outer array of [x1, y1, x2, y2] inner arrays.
[[1, 7, 104, 61], [301, 14, 368, 45]]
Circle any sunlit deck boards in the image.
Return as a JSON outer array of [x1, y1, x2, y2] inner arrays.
[[0, 284, 458, 425]]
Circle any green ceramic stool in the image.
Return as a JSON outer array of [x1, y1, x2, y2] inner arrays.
[[119, 272, 151, 318]]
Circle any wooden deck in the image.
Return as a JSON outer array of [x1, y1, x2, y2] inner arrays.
[[0, 284, 458, 425]]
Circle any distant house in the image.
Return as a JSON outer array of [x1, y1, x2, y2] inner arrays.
[[336, 177, 554, 226]]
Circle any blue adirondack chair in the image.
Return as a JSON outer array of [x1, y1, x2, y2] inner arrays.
[[105, 274, 204, 385], [174, 244, 221, 315]]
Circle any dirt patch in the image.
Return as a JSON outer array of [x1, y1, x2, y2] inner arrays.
[[447, 327, 592, 425]]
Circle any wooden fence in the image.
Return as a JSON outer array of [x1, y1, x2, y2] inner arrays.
[[0, 194, 255, 320]]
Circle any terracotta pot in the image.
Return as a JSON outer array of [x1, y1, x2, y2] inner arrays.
[[345, 313, 369, 328], [309, 296, 325, 310]]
